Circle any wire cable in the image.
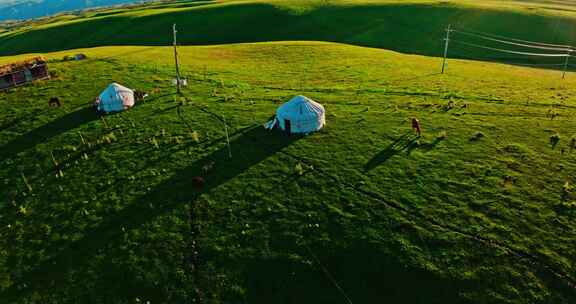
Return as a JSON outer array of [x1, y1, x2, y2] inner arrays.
[[451, 40, 570, 57], [456, 27, 574, 48], [303, 242, 354, 304], [448, 44, 566, 67], [453, 30, 573, 52]]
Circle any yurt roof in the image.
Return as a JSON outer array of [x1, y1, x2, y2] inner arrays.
[[277, 95, 324, 116], [102, 82, 134, 94]]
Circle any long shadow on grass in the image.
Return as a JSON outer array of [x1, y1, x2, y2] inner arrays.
[[243, 242, 472, 304], [0, 126, 299, 302], [0, 108, 53, 132], [406, 136, 445, 155], [0, 92, 174, 161], [0, 107, 98, 161], [364, 133, 418, 171]]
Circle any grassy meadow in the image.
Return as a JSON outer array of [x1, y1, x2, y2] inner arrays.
[[0, 42, 575, 303], [1, 0, 576, 303]]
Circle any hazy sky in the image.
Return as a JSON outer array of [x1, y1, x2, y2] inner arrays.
[[0, 0, 140, 20]]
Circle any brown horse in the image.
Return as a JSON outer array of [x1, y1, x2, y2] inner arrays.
[[411, 118, 421, 137]]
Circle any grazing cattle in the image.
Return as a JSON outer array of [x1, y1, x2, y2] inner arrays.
[[49, 97, 62, 107], [134, 90, 148, 101]]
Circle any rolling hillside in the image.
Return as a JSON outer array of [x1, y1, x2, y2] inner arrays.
[[2, 0, 576, 64], [1, 1, 576, 303]]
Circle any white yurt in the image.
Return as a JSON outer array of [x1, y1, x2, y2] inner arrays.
[[94, 83, 135, 113], [267, 95, 325, 134]]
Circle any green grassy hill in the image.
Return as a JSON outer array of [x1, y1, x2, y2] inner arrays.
[[2, 1, 576, 303], [2, 0, 576, 63]]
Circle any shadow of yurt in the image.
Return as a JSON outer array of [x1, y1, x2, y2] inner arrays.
[[1, 83, 148, 161], [0, 106, 99, 161], [0, 126, 301, 302]]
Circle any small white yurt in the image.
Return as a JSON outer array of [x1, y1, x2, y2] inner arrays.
[[267, 95, 325, 134], [94, 83, 135, 113]]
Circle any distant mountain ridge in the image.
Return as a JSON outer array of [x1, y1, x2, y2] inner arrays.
[[0, 0, 144, 21]]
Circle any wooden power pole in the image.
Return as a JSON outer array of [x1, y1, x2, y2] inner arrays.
[[562, 50, 571, 79], [441, 24, 452, 74], [173, 23, 182, 94]]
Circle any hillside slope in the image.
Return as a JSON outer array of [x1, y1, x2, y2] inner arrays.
[[2, 0, 576, 63]]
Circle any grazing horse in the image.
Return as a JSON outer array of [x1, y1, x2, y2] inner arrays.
[[411, 117, 422, 137]]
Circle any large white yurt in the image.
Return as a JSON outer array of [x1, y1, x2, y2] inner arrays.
[[94, 83, 135, 113], [267, 95, 325, 134]]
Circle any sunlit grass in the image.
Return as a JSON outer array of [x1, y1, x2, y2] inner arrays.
[[1, 41, 575, 302]]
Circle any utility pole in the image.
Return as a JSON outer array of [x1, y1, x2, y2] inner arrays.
[[173, 23, 182, 94], [441, 24, 452, 74], [562, 49, 571, 79]]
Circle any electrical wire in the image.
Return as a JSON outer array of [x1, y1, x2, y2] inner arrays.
[[451, 40, 570, 57], [456, 27, 574, 48], [453, 29, 573, 52], [303, 242, 354, 304], [448, 44, 566, 67]]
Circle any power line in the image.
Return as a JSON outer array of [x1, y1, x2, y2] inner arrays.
[[451, 40, 570, 57], [448, 44, 566, 67], [453, 29, 573, 52], [456, 27, 574, 48], [303, 242, 354, 304], [443, 26, 576, 75]]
